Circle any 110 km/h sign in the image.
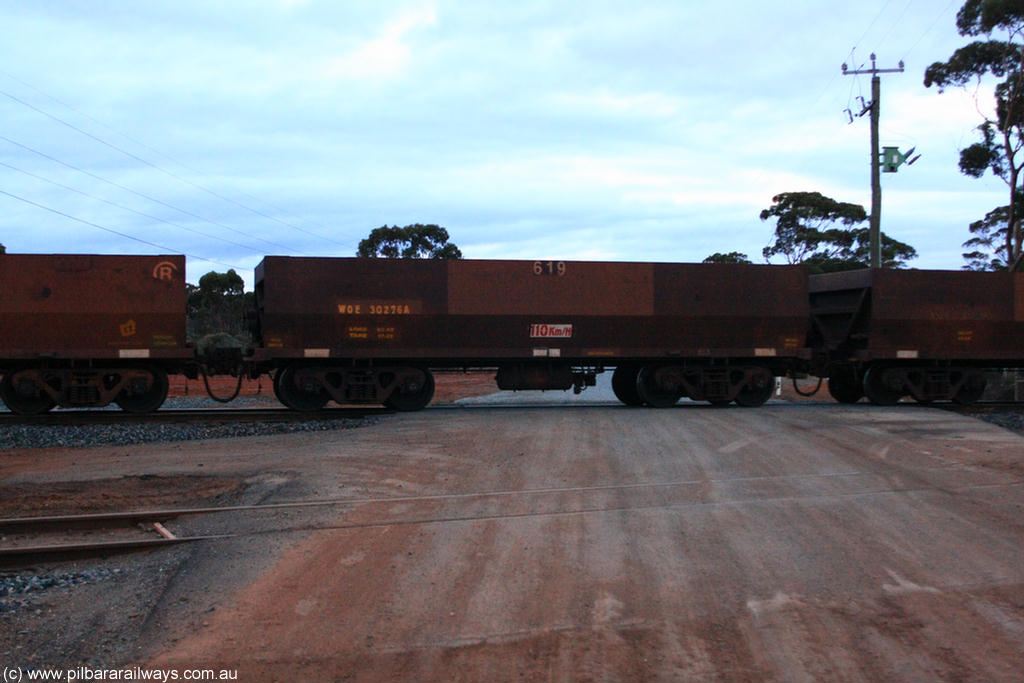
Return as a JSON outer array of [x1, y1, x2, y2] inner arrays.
[[530, 324, 573, 339]]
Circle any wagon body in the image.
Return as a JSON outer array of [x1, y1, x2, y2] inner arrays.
[[809, 268, 1024, 404], [0, 254, 190, 413], [254, 257, 810, 366], [810, 268, 1024, 363], [0, 254, 189, 361], [255, 257, 810, 409]]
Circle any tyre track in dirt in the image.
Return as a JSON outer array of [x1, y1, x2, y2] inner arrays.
[[138, 402, 1024, 682]]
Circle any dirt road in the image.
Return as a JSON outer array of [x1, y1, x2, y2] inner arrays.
[[120, 397, 1024, 682]]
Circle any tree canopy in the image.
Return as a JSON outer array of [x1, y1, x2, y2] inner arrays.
[[702, 251, 752, 264], [197, 269, 244, 302], [962, 194, 1024, 270], [356, 224, 462, 259], [186, 269, 251, 345], [924, 0, 1024, 270], [760, 191, 917, 272]]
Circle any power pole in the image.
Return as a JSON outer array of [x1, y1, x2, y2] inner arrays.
[[842, 54, 904, 268]]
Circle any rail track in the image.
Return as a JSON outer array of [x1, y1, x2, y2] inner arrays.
[[0, 406, 392, 426], [0, 395, 1021, 426], [1, 478, 822, 566], [8, 452, 1024, 568], [0, 510, 222, 567], [0, 499, 352, 567]]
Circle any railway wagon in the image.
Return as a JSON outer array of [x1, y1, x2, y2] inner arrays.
[[0, 254, 192, 414], [809, 268, 1024, 404], [254, 256, 810, 410]]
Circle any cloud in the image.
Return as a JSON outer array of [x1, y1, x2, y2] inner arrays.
[[0, 0, 1012, 282], [322, 5, 437, 81]]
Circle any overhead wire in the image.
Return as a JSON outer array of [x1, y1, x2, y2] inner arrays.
[[0, 188, 243, 270], [851, 0, 898, 56], [832, 0, 957, 128], [869, 0, 916, 57], [804, 0, 896, 120], [0, 159, 267, 256], [0, 88, 310, 255], [0, 132, 299, 254], [838, 0, 911, 113], [0, 79, 348, 248], [901, 0, 960, 64], [846, 49, 869, 113]]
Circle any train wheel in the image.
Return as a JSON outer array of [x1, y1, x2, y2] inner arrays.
[[953, 372, 987, 405], [636, 365, 682, 408], [862, 366, 902, 406], [115, 366, 169, 413], [272, 369, 286, 405], [275, 365, 330, 411], [734, 369, 774, 407], [827, 372, 864, 404], [385, 369, 435, 411], [0, 372, 56, 415], [611, 365, 643, 406]]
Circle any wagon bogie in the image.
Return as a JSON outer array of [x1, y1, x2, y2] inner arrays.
[[272, 363, 435, 411], [0, 363, 171, 414], [633, 362, 776, 407], [859, 364, 989, 406]]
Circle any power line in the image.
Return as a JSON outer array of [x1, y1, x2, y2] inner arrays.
[[0, 159, 267, 255], [902, 0, 960, 63], [870, 0, 916, 55], [851, 0, 898, 56], [0, 132, 300, 254], [814, 2, 956, 127], [0, 188, 243, 270], [0, 89, 309, 252], [0, 77, 348, 248]]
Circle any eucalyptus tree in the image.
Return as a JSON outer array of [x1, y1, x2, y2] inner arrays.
[[759, 191, 916, 272], [357, 224, 462, 259], [925, 0, 1024, 271]]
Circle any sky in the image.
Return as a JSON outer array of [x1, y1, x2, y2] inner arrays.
[[0, 0, 1010, 287]]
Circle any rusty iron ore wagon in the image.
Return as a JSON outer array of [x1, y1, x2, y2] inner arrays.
[[810, 268, 1024, 405], [6, 252, 1017, 415], [0, 254, 193, 413], [253, 257, 811, 410]]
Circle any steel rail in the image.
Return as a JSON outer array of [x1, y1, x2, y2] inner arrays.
[[7, 456, 1024, 566], [0, 406, 391, 426]]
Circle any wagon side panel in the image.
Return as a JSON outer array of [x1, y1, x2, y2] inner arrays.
[[256, 257, 809, 364], [0, 254, 188, 360]]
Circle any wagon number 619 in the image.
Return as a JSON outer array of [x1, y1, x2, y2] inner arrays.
[[533, 260, 566, 276]]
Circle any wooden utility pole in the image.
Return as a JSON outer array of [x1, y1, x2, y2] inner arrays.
[[842, 54, 904, 268]]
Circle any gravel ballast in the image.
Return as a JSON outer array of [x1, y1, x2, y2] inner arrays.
[[0, 418, 373, 450], [0, 397, 378, 450]]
